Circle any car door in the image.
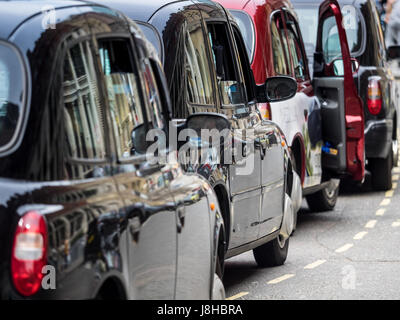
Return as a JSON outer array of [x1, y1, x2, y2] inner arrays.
[[95, 36, 177, 299], [205, 20, 262, 248], [282, 10, 324, 188], [231, 24, 285, 237], [49, 35, 128, 299], [313, 0, 365, 182]]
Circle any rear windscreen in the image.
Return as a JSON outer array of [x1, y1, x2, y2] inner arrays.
[[0, 42, 25, 150]]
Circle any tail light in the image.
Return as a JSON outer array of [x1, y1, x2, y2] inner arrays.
[[258, 102, 272, 120], [11, 211, 47, 296], [367, 79, 382, 115]]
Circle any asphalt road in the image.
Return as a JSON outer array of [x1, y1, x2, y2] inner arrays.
[[224, 166, 400, 300]]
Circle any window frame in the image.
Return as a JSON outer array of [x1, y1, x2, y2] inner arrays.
[[0, 40, 30, 157]]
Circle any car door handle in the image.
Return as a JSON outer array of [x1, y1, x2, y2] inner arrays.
[[177, 206, 186, 233], [129, 217, 141, 243]]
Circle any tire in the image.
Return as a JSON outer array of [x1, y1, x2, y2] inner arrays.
[[370, 152, 393, 191], [253, 235, 289, 268], [306, 179, 340, 212], [392, 138, 399, 167], [211, 273, 225, 300]]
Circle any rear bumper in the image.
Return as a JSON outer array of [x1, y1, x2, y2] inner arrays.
[[365, 119, 393, 159]]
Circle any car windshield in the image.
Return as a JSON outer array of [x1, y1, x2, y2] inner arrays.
[[230, 10, 255, 63], [295, 4, 363, 58], [0, 43, 25, 151]]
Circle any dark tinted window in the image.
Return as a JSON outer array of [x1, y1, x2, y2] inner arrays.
[[286, 17, 308, 80], [63, 41, 107, 162], [271, 13, 291, 75], [230, 10, 255, 63], [207, 23, 245, 106], [185, 22, 215, 106], [98, 39, 145, 159], [0, 43, 25, 150]]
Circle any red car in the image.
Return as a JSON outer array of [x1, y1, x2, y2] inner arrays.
[[217, 0, 365, 219]]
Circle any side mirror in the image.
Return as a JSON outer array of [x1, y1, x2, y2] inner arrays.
[[131, 123, 149, 155], [264, 76, 297, 103], [185, 113, 232, 145], [332, 58, 360, 76], [388, 46, 400, 59]]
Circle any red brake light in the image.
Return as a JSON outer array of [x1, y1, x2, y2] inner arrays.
[[367, 79, 382, 115], [11, 211, 47, 296]]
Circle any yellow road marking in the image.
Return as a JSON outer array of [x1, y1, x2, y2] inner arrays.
[[380, 198, 391, 206], [392, 221, 400, 228], [394, 167, 400, 174], [393, 182, 398, 189], [376, 208, 386, 216], [365, 220, 378, 229], [304, 260, 327, 270], [335, 244, 354, 253], [354, 231, 368, 240], [267, 274, 295, 284], [393, 174, 399, 181], [385, 190, 394, 198], [226, 292, 249, 300]]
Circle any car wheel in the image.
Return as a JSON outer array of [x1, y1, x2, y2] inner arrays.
[[253, 235, 289, 268], [306, 179, 340, 212], [211, 273, 225, 300], [370, 152, 393, 191]]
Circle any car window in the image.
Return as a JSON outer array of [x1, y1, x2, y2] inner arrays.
[[98, 39, 146, 159], [63, 41, 107, 164], [295, 5, 364, 57], [207, 23, 245, 106], [141, 57, 166, 131], [0, 43, 25, 151], [322, 16, 342, 64], [232, 25, 256, 103], [271, 13, 291, 76], [136, 22, 163, 62], [295, 6, 319, 57], [230, 10, 255, 63], [341, 5, 363, 54], [184, 22, 215, 107], [285, 18, 308, 80], [370, 2, 386, 58]]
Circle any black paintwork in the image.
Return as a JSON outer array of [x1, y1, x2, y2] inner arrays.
[[0, 1, 222, 300], [90, 0, 293, 259]]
